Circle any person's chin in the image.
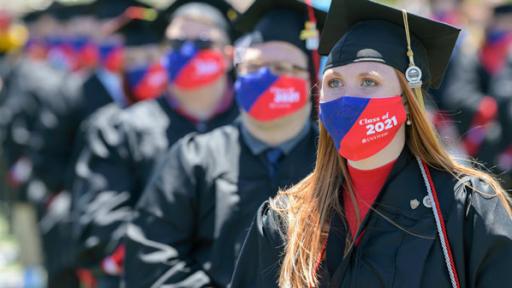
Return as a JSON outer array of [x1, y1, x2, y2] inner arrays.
[[258, 105, 311, 127], [245, 112, 293, 129]]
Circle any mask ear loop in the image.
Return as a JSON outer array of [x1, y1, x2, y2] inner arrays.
[[402, 10, 425, 110]]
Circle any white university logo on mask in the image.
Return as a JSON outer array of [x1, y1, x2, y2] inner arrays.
[[148, 71, 167, 86], [194, 60, 221, 76], [271, 87, 300, 108]]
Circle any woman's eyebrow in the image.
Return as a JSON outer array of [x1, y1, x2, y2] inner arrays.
[[328, 70, 343, 78], [359, 71, 382, 78]]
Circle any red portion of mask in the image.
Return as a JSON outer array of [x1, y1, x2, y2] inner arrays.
[[102, 47, 124, 73], [75, 43, 99, 70], [339, 96, 406, 161], [248, 76, 308, 122], [173, 50, 226, 90], [480, 32, 512, 75], [25, 40, 48, 60], [132, 63, 168, 102]]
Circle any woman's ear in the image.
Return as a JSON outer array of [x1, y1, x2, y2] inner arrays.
[[401, 94, 413, 126], [223, 45, 234, 59], [223, 45, 234, 70], [401, 93, 410, 113]]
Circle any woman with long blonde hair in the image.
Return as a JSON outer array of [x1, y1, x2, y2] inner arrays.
[[230, 0, 512, 287]]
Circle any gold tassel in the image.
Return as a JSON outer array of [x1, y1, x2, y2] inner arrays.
[[402, 10, 425, 110], [413, 87, 425, 110]]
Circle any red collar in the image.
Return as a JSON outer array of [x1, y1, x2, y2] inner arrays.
[[344, 159, 397, 239]]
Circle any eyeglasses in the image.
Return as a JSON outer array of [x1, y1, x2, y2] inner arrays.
[[166, 38, 226, 51], [237, 61, 309, 76]]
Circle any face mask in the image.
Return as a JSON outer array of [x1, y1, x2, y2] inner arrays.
[[319, 95, 407, 161], [125, 62, 168, 102], [486, 29, 512, 44], [70, 36, 99, 70], [23, 38, 48, 60], [46, 37, 76, 71], [481, 29, 512, 75], [99, 42, 124, 73], [235, 67, 308, 122], [164, 40, 226, 90]]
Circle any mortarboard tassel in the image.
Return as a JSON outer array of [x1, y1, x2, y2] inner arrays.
[[402, 9, 425, 110]]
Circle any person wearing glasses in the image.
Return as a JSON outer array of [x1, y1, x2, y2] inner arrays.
[[123, 0, 325, 287]]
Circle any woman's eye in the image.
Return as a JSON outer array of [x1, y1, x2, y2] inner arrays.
[[362, 79, 378, 87], [327, 79, 343, 89], [245, 64, 260, 72], [273, 65, 286, 73]]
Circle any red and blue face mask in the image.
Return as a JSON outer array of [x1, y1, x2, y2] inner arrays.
[[319, 95, 407, 161], [46, 37, 76, 71], [481, 28, 512, 75], [124, 62, 168, 102], [163, 40, 226, 90], [45, 36, 98, 71], [24, 38, 48, 60], [70, 36, 99, 70], [99, 42, 124, 73], [235, 67, 308, 122]]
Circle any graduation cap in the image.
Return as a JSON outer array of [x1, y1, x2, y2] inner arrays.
[[23, 2, 68, 23], [22, 8, 48, 24], [319, 0, 460, 95], [49, 1, 97, 22], [164, 0, 239, 23], [234, 0, 326, 54], [158, 0, 240, 41], [494, 4, 512, 17], [95, 0, 152, 20], [113, 7, 164, 46]]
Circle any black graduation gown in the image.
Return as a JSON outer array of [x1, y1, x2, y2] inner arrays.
[[29, 71, 114, 193], [123, 121, 318, 288], [0, 55, 11, 106], [28, 71, 115, 282], [72, 96, 239, 267], [0, 58, 65, 175], [231, 148, 512, 288], [489, 53, 512, 189], [68, 102, 123, 266]]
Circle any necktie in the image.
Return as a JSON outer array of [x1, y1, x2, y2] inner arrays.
[[264, 148, 283, 179]]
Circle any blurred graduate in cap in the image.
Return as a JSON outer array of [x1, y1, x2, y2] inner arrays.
[[487, 4, 512, 190], [28, 2, 171, 287], [42, 1, 100, 73], [123, 0, 325, 287], [26, 0, 104, 197], [21, 2, 137, 287], [29, 2, 162, 199], [442, 3, 512, 187], [66, 3, 171, 287], [231, 0, 512, 287], [0, 4, 65, 192], [70, 1, 240, 286], [0, 7, 69, 281]]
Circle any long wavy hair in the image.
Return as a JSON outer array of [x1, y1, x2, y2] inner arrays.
[[272, 70, 512, 288]]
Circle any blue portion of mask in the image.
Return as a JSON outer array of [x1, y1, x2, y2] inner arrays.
[[125, 64, 150, 90], [234, 67, 279, 112], [319, 96, 370, 150], [162, 41, 201, 82]]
